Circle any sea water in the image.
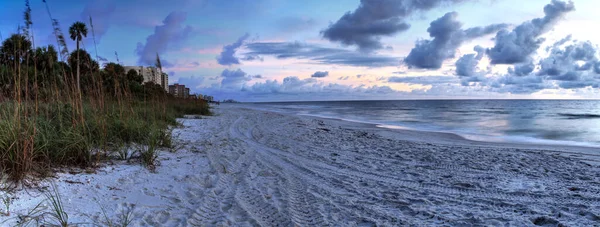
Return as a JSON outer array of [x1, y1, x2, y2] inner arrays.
[[249, 100, 600, 148]]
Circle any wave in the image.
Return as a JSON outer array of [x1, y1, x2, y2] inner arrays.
[[558, 113, 600, 119]]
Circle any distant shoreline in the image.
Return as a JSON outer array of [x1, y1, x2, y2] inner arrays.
[[234, 102, 600, 164]]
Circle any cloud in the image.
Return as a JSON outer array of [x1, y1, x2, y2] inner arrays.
[[311, 71, 329, 78], [388, 76, 459, 84], [509, 61, 536, 77], [487, 0, 575, 64], [321, 0, 469, 52], [456, 38, 600, 94], [135, 11, 194, 66], [492, 40, 600, 93], [454, 45, 490, 85], [242, 55, 264, 61], [546, 34, 572, 51], [252, 75, 263, 79], [537, 40, 600, 89], [220, 68, 252, 89], [243, 42, 399, 67], [241, 76, 398, 98], [404, 12, 507, 69], [488, 74, 550, 94], [216, 33, 250, 66], [199, 74, 403, 101], [81, 1, 116, 43], [176, 76, 205, 89], [313, 53, 400, 67]]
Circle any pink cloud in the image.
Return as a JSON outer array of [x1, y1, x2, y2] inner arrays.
[[166, 61, 218, 72]]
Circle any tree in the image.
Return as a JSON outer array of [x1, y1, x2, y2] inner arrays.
[[0, 34, 32, 64], [69, 21, 88, 95], [68, 49, 98, 74], [102, 62, 127, 97], [65, 50, 100, 91], [34, 45, 58, 71], [127, 69, 143, 85], [34, 45, 61, 88]]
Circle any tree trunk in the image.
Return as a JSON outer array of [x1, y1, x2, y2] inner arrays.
[[76, 39, 80, 95]]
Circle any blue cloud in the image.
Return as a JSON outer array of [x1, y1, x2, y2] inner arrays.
[[487, 0, 575, 64], [220, 68, 252, 89], [404, 12, 507, 69], [244, 42, 399, 67], [311, 71, 329, 78], [321, 0, 470, 52], [217, 33, 250, 66], [135, 11, 194, 66]]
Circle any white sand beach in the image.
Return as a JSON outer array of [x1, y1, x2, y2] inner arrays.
[[1, 104, 600, 226]]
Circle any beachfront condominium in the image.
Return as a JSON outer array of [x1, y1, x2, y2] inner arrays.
[[168, 83, 190, 99], [123, 66, 168, 92]]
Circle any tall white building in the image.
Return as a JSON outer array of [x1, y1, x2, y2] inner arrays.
[[123, 66, 168, 91]]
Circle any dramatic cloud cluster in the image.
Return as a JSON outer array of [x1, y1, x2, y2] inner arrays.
[[311, 71, 329, 78], [487, 0, 575, 64], [217, 33, 250, 66], [135, 11, 194, 66], [537, 40, 600, 89], [456, 39, 600, 94], [322, 0, 469, 52], [404, 12, 507, 69], [243, 42, 399, 67], [443, 0, 595, 95]]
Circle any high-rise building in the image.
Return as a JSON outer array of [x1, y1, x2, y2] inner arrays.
[[123, 66, 168, 92], [168, 83, 190, 98], [161, 73, 168, 92]]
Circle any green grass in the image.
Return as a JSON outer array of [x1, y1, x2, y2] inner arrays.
[[0, 99, 210, 181], [43, 183, 69, 227], [99, 203, 136, 227]]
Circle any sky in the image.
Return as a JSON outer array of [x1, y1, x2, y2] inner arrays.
[[1, 0, 599, 102]]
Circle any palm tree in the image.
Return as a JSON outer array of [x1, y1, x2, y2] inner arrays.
[[0, 34, 32, 64], [69, 21, 88, 94]]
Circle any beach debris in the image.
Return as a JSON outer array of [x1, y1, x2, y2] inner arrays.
[[64, 180, 84, 185]]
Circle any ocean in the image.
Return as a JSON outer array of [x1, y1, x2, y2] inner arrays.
[[249, 100, 600, 148]]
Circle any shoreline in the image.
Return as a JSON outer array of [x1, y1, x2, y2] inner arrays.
[[238, 103, 600, 164], [308, 113, 600, 163]]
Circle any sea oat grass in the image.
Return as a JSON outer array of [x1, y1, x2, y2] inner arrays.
[[0, 0, 210, 182]]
